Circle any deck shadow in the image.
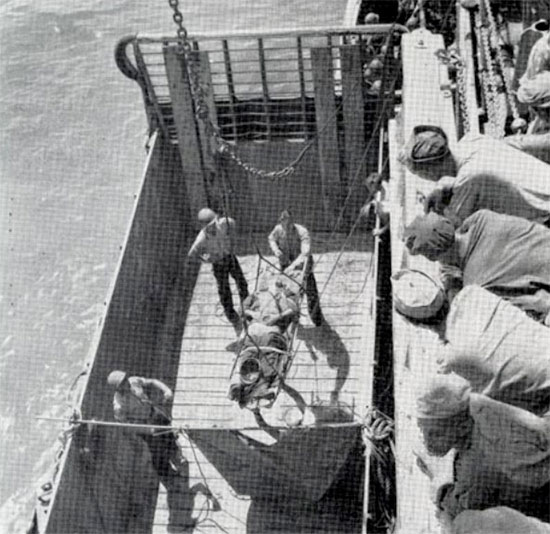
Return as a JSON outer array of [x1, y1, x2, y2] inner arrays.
[[245, 431, 364, 533], [296, 323, 351, 403]]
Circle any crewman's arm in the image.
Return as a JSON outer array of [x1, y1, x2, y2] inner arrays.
[[472, 393, 549, 437], [424, 176, 456, 217], [296, 225, 311, 256], [188, 231, 208, 261], [222, 216, 237, 251], [287, 225, 311, 270], [265, 299, 299, 327], [268, 226, 283, 257], [143, 378, 174, 404], [443, 179, 479, 227], [505, 133, 550, 164]]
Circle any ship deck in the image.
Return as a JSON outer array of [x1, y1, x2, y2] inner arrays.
[[152, 232, 376, 532]]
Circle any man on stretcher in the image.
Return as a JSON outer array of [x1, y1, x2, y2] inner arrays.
[[228, 263, 305, 410]]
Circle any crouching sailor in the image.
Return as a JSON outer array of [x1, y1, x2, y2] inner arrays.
[[394, 273, 550, 418], [404, 209, 550, 322], [416, 373, 550, 523], [399, 125, 550, 226], [439, 285, 550, 418], [107, 371, 198, 533]]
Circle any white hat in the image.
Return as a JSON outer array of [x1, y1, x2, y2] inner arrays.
[[392, 269, 446, 320]]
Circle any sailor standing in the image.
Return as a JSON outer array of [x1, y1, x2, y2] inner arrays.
[[268, 210, 324, 326], [188, 208, 249, 333]]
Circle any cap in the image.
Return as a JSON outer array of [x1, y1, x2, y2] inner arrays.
[[416, 373, 471, 420], [197, 207, 217, 224], [404, 212, 455, 258], [392, 269, 447, 320], [404, 125, 450, 164], [107, 370, 128, 390], [363, 12, 380, 24]]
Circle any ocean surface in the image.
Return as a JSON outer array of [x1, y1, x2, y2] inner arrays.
[[0, 1, 348, 531]]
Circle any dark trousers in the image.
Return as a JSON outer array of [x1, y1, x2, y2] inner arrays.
[[142, 417, 194, 529], [143, 429, 182, 479], [212, 254, 249, 323], [281, 255, 324, 326]]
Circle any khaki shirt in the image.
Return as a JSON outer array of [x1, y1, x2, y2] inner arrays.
[[453, 507, 550, 534], [440, 394, 550, 518], [449, 210, 550, 319], [445, 134, 550, 225], [113, 376, 172, 430], [268, 223, 311, 267], [188, 216, 235, 263], [505, 132, 550, 164], [443, 286, 550, 416]]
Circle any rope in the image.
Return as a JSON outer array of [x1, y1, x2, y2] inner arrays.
[[178, 431, 220, 527], [284, 72, 400, 368], [34, 415, 364, 432], [65, 367, 88, 408], [220, 18, 401, 272], [482, 0, 521, 122]]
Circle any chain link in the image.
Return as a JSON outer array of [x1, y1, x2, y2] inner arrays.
[[436, 48, 471, 133], [476, 9, 505, 138], [167, 0, 313, 179], [482, 0, 521, 122], [455, 57, 470, 133]]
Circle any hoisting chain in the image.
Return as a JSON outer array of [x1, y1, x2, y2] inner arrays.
[[436, 48, 471, 133], [482, 0, 521, 123], [475, 9, 505, 138], [167, 0, 308, 179]]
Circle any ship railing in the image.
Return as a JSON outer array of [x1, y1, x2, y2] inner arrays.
[[115, 24, 407, 144], [388, 24, 458, 534]]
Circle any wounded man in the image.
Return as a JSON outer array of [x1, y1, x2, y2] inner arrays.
[[228, 264, 304, 409]]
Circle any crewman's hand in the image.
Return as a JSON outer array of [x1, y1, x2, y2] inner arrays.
[[265, 315, 280, 326], [287, 257, 305, 272], [433, 482, 454, 510], [360, 201, 375, 220], [363, 409, 393, 441], [424, 186, 453, 214]]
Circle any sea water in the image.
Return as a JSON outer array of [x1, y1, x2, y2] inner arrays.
[[0, 1, 346, 531]]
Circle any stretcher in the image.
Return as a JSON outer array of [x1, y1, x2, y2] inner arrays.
[[228, 258, 308, 410]]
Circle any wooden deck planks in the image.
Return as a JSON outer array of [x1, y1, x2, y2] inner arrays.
[[152, 233, 376, 533]]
